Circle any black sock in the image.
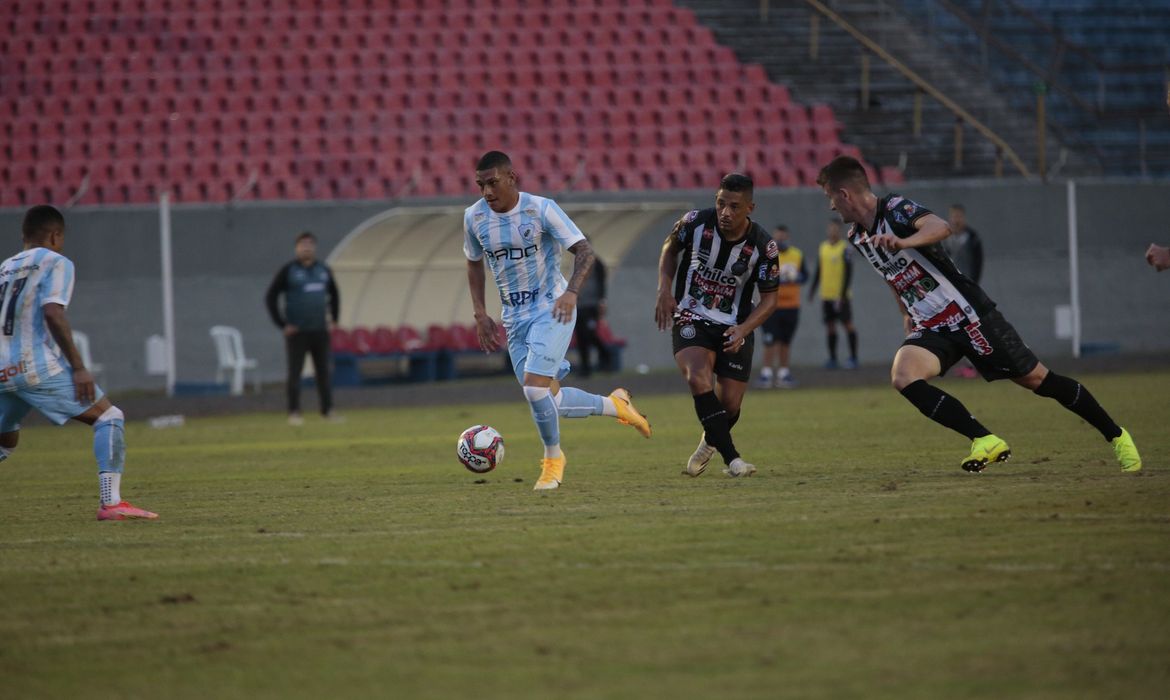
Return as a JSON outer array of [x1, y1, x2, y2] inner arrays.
[[727, 410, 740, 430], [827, 332, 838, 362], [1033, 372, 1121, 441], [900, 380, 991, 440], [694, 391, 739, 464], [847, 331, 858, 361]]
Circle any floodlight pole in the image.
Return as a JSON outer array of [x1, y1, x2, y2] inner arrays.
[[160, 192, 177, 396], [1066, 179, 1081, 359]]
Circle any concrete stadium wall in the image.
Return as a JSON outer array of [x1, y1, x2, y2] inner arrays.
[[0, 179, 1167, 392]]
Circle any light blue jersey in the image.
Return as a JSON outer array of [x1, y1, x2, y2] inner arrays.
[[463, 192, 586, 324], [0, 247, 75, 390]]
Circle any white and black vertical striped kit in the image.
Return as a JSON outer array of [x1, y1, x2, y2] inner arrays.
[[671, 208, 780, 327]]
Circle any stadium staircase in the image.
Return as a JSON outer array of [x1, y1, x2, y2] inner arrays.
[[1, 0, 891, 208], [674, 0, 1103, 180]]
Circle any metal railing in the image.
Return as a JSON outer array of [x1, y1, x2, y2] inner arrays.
[[802, 0, 1032, 177]]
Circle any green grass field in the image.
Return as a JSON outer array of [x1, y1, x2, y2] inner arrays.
[[2, 372, 1168, 699]]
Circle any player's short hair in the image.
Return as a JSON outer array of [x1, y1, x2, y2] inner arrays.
[[476, 151, 512, 172], [295, 231, 316, 244], [816, 156, 870, 191], [718, 172, 754, 199], [774, 224, 789, 232], [22, 205, 65, 241], [949, 204, 966, 213]]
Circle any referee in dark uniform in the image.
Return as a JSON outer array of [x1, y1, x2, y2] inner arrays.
[[265, 231, 340, 425]]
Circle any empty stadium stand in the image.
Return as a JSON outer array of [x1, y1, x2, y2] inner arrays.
[[1, 0, 878, 207], [895, 0, 1170, 177]]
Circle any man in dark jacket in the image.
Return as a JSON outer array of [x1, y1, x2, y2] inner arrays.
[[265, 231, 340, 425]]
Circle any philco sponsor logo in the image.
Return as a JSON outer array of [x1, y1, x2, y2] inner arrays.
[[877, 256, 911, 277], [695, 261, 739, 286], [0, 361, 28, 382]]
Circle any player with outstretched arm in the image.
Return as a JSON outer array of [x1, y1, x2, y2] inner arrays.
[[816, 156, 1141, 473], [464, 152, 651, 491]]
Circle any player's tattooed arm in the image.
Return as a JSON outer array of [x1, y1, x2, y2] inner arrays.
[[564, 240, 595, 296], [553, 240, 595, 324]]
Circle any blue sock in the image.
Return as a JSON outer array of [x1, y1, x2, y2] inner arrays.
[[523, 387, 560, 449], [554, 387, 605, 418], [94, 417, 126, 473]]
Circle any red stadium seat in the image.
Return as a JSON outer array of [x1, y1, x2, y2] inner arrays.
[[0, 0, 876, 205], [350, 327, 376, 356], [330, 328, 356, 353], [372, 327, 402, 354]]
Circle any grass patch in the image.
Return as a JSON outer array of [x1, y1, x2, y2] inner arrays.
[[1, 372, 1167, 699]]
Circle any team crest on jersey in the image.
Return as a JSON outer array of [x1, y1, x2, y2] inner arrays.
[[680, 325, 697, 339], [518, 223, 535, 240]]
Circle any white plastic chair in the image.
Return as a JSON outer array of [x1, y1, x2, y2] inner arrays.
[[71, 330, 104, 380], [209, 325, 260, 396]]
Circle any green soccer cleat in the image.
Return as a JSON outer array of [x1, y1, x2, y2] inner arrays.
[[961, 434, 1011, 473], [1111, 428, 1142, 473]]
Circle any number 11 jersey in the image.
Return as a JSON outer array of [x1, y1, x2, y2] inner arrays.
[[0, 247, 75, 390]]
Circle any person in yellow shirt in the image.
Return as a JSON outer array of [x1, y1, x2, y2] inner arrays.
[[757, 225, 807, 388], [809, 219, 858, 369]]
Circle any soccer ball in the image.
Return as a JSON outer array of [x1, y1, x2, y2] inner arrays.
[[456, 425, 505, 473]]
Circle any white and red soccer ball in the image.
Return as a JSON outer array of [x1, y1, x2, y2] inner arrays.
[[456, 425, 505, 473]]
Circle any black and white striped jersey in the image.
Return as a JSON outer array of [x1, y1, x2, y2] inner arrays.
[[670, 208, 780, 327], [849, 194, 996, 330]]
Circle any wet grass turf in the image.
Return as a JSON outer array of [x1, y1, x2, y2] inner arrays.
[[1, 371, 1168, 699]]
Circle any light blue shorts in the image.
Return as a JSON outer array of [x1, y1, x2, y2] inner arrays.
[[505, 310, 575, 384], [0, 371, 105, 432]]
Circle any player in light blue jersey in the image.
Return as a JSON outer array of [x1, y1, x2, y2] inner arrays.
[[464, 151, 651, 490], [0, 206, 158, 520]]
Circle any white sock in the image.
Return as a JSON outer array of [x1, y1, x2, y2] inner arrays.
[[779, 367, 791, 378], [601, 397, 617, 416], [760, 367, 774, 379], [544, 444, 563, 459], [99, 472, 122, 506]]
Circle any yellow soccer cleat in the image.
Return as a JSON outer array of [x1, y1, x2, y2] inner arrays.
[[534, 455, 566, 491], [961, 434, 1011, 473], [1112, 428, 1142, 473], [610, 388, 652, 438]]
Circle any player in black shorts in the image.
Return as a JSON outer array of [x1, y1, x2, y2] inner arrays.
[[817, 156, 1142, 473], [655, 173, 780, 477]]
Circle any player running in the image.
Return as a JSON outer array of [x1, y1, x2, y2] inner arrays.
[[655, 173, 780, 478], [816, 156, 1141, 473], [464, 151, 651, 491], [1, 206, 158, 519]]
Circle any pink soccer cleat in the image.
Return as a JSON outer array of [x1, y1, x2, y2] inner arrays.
[[97, 501, 159, 521]]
